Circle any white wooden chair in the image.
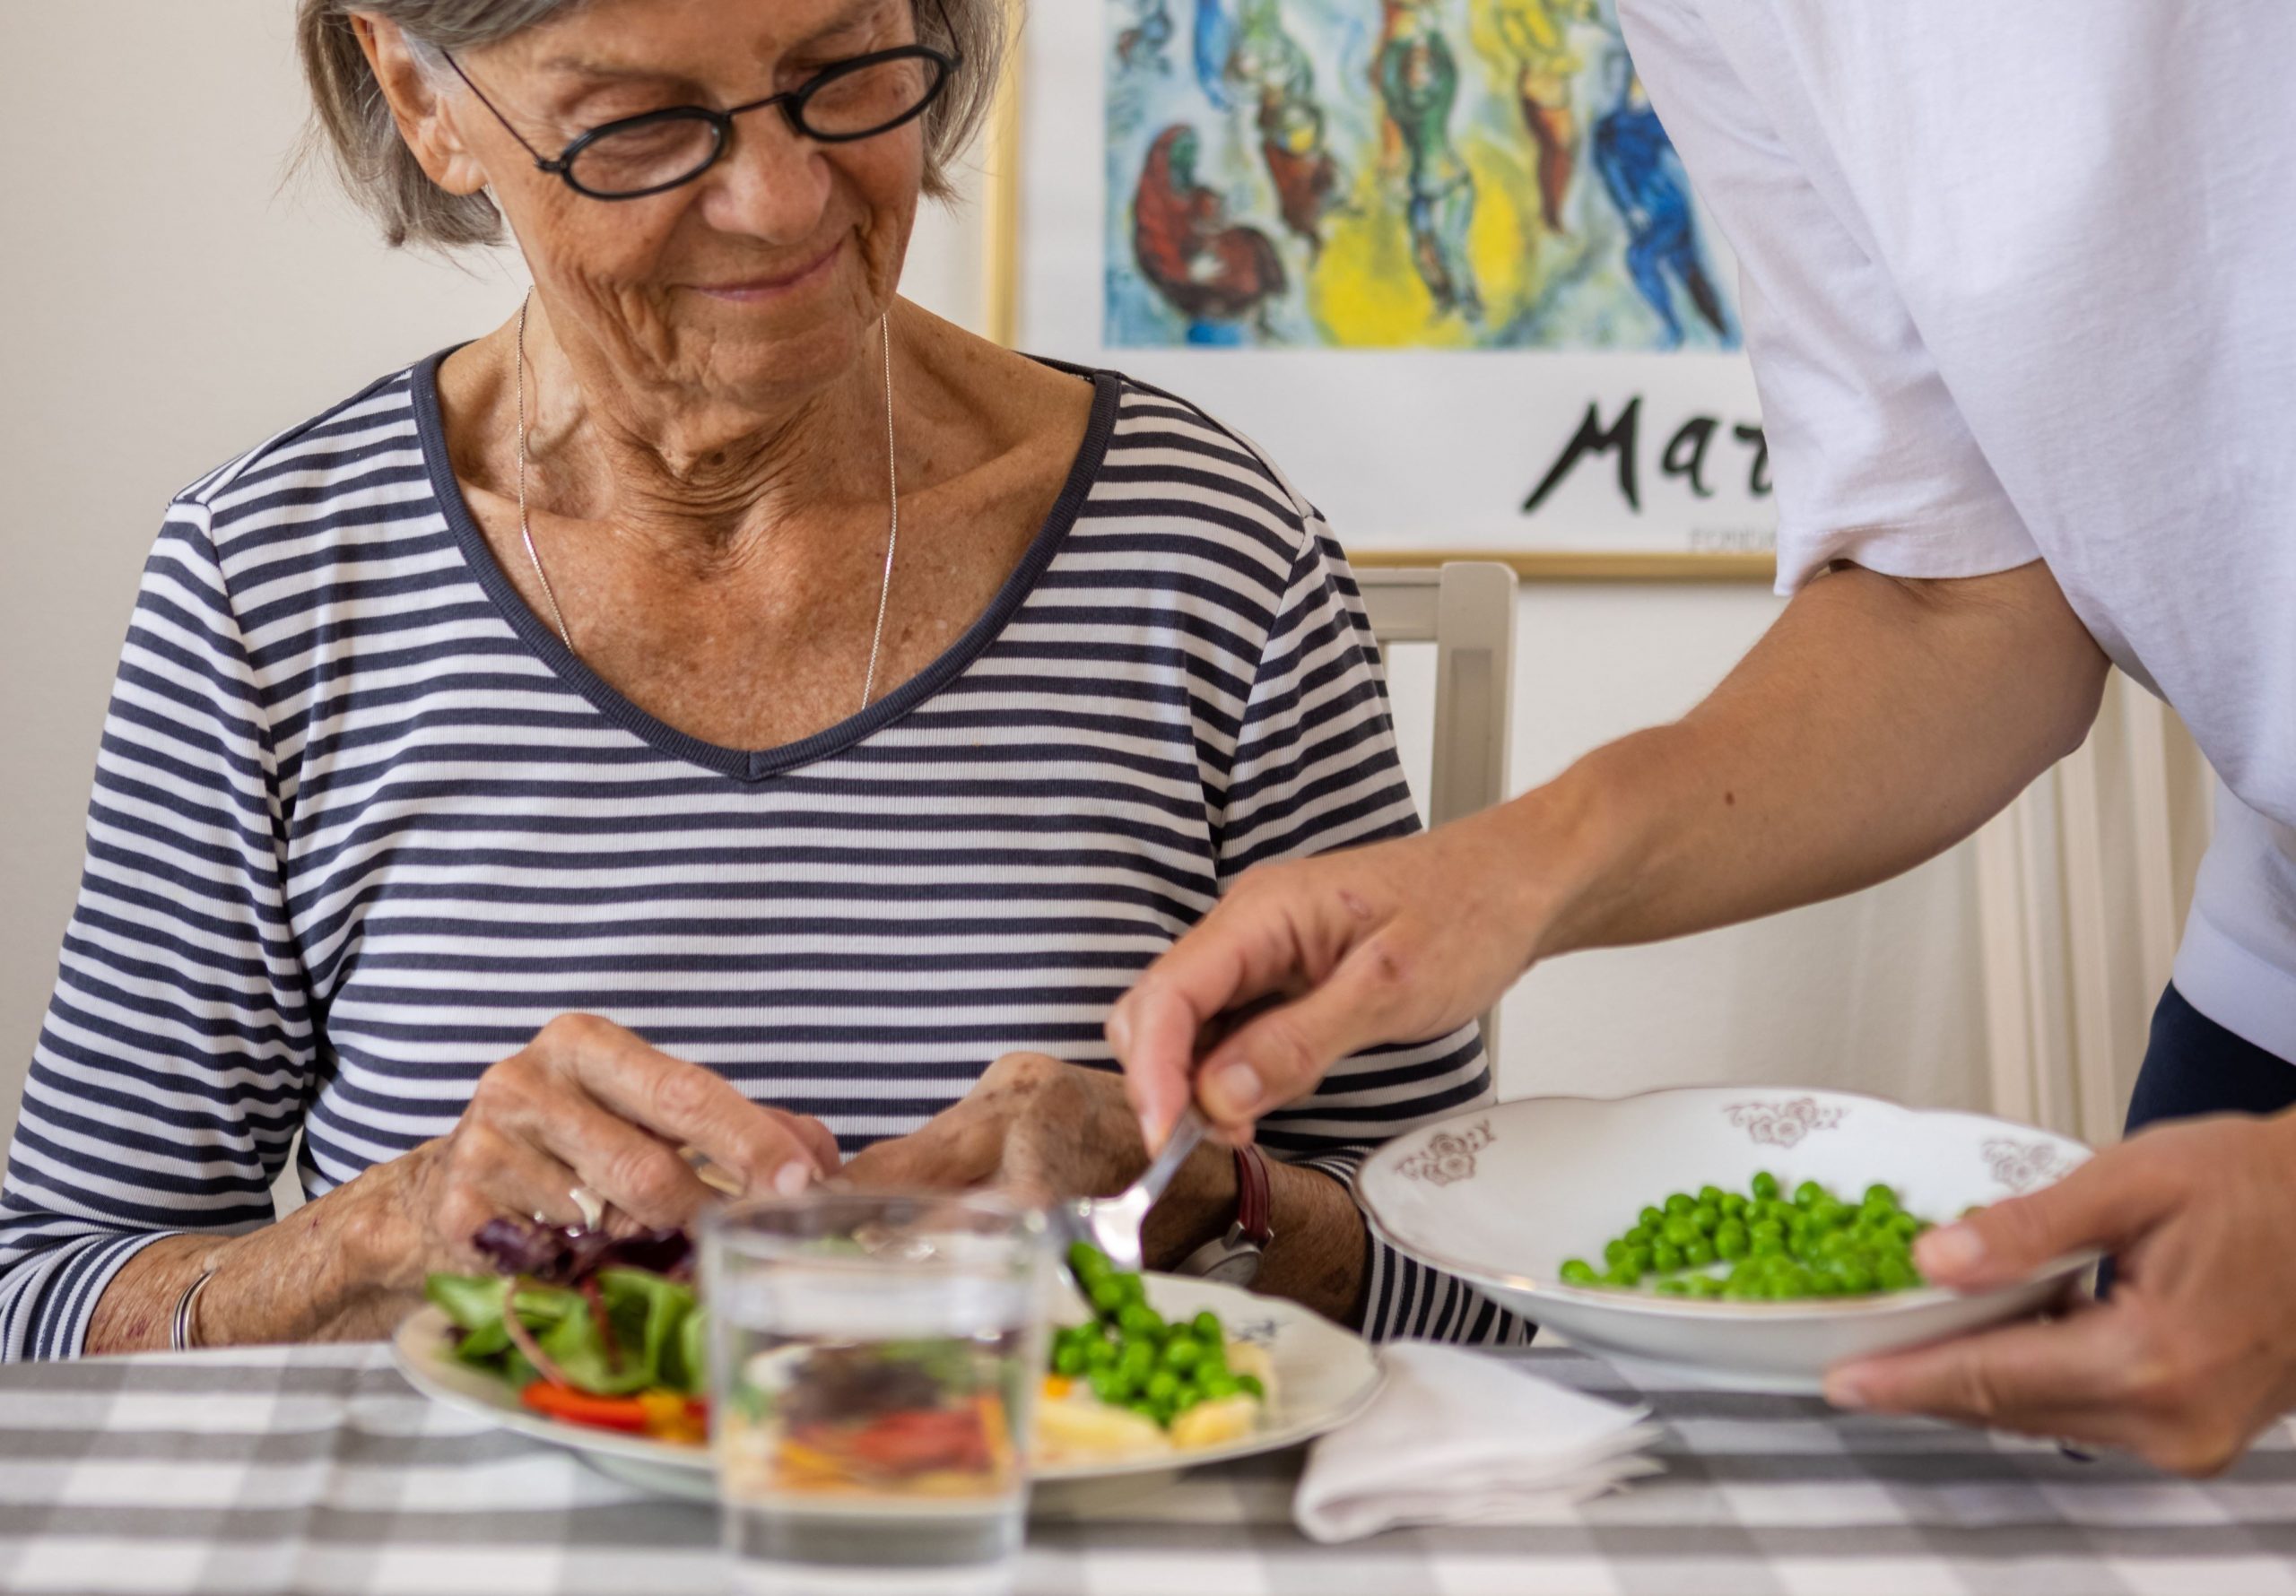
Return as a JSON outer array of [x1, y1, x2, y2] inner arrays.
[[1355, 562, 1520, 1062]]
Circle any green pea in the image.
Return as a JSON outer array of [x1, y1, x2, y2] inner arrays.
[[1875, 1257, 1919, 1291], [1190, 1310, 1222, 1341], [1657, 1279, 1692, 1297], [1118, 1304, 1165, 1342], [1200, 1372, 1240, 1401], [1665, 1193, 1696, 1218], [1891, 1213, 1921, 1240], [1751, 1171, 1780, 1201], [1691, 1202, 1722, 1233], [1834, 1262, 1876, 1295], [1161, 1337, 1205, 1373], [1794, 1180, 1825, 1209], [1864, 1184, 1898, 1210], [1090, 1367, 1134, 1403], [1144, 1369, 1181, 1403], [1088, 1277, 1127, 1316], [1683, 1236, 1717, 1269], [1651, 1242, 1685, 1273], [1118, 1342, 1156, 1383], [1639, 1205, 1666, 1231], [1718, 1193, 1748, 1219], [1714, 1224, 1749, 1262], [1661, 1216, 1700, 1247], [1697, 1184, 1726, 1208], [1236, 1374, 1265, 1400], [1604, 1237, 1630, 1267], [1604, 1261, 1642, 1288], [1687, 1275, 1726, 1299], [1053, 1338, 1089, 1377], [1560, 1259, 1598, 1287]]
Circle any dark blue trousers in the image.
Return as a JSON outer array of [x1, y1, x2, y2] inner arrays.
[[2124, 984, 2296, 1134]]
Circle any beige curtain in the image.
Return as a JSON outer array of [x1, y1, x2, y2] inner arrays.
[[1972, 672, 2215, 1146]]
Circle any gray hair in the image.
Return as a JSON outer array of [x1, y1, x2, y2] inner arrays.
[[297, 0, 1008, 249]]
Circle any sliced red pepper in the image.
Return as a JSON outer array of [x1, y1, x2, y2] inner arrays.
[[519, 1380, 650, 1434]]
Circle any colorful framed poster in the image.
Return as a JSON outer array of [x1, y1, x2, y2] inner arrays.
[[990, 0, 1778, 578]]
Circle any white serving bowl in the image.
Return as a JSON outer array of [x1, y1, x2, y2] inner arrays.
[[1358, 1087, 2095, 1393]]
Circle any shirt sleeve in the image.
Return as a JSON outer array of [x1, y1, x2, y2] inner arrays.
[[1617, 0, 2039, 594], [1212, 504, 1529, 1348], [0, 500, 314, 1360]]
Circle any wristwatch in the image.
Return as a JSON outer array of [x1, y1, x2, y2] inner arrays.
[[1172, 1143, 1274, 1287]]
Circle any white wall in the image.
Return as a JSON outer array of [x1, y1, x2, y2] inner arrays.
[[0, 0, 1989, 1149]]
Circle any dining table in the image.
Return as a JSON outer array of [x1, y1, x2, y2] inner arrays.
[[1, 1340, 2292, 1596]]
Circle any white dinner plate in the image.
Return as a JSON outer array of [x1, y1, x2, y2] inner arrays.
[[393, 1272, 1382, 1503], [1359, 1086, 2098, 1393]]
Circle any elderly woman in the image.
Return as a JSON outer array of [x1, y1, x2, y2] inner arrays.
[[0, 0, 1516, 1359]]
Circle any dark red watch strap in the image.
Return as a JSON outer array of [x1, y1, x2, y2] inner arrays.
[[1232, 1142, 1274, 1246]]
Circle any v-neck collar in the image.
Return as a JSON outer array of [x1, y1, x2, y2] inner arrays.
[[413, 350, 1119, 783]]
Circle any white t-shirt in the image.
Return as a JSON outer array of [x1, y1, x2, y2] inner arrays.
[[1618, 0, 2296, 1063]]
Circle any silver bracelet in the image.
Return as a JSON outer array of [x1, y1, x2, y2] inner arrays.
[[169, 1269, 216, 1353]]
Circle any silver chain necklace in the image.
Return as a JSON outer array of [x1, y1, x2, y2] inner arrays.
[[513, 293, 902, 711]]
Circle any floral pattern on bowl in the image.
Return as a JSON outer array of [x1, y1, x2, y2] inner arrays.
[[1982, 1137, 2072, 1193], [1724, 1097, 1846, 1148], [1396, 1120, 1495, 1185]]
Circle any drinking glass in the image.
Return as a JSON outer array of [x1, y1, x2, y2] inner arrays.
[[704, 1191, 1049, 1596]]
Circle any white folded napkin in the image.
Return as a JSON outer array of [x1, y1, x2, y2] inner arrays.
[[1293, 1342, 1663, 1543]]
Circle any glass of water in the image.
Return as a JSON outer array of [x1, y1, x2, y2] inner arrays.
[[704, 1191, 1049, 1596]]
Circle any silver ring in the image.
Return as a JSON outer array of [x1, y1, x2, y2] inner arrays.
[[570, 1184, 606, 1232]]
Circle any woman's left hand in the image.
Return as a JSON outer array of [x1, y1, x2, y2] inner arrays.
[[840, 1054, 1157, 1204]]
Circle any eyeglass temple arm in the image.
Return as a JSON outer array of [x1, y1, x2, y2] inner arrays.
[[439, 51, 560, 171]]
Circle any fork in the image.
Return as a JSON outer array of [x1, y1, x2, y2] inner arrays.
[[1046, 1106, 1212, 1277]]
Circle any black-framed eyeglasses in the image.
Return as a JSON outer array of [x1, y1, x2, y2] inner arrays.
[[443, 0, 961, 202]]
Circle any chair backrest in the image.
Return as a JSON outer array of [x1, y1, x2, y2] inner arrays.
[[1354, 562, 1519, 1062]]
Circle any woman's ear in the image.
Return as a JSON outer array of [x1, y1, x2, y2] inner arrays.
[[352, 13, 491, 198]]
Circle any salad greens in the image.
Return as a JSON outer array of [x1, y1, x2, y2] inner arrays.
[[424, 1218, 708, 1435]]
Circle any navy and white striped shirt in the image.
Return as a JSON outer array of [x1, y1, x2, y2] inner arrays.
[[0, 354, 1522, 1358]]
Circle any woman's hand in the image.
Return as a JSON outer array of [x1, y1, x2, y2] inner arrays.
[[91, 1013, 841, 1353], [839, 1053, 1158, 1205], [1825, 1111, 2296, 1476], [376, 1013, 840, 1284]]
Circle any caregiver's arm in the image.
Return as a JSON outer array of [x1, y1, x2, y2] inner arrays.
[[1112, 559, 2110, 1141]]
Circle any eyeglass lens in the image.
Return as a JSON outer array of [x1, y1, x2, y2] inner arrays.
[[568, 56, 946, 197]]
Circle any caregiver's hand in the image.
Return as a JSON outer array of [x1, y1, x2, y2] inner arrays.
[[1108, 800, 1560, 1147], [1826, 1110, 2296, 1476], [384, 1012, 840, 1277]]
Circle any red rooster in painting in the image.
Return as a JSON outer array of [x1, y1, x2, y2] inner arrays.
[[1132, 126, 1287, 334]]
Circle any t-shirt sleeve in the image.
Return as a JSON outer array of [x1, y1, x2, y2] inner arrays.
[[1619, 0, 2039, 594], [0, 501, 314, 1359], [1213, 503, 1527, 1348]]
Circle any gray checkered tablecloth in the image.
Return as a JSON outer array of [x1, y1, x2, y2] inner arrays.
[[2, 1344, 2293, 1596]]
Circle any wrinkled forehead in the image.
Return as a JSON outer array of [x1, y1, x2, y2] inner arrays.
[[478, 0, 912, 84]]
